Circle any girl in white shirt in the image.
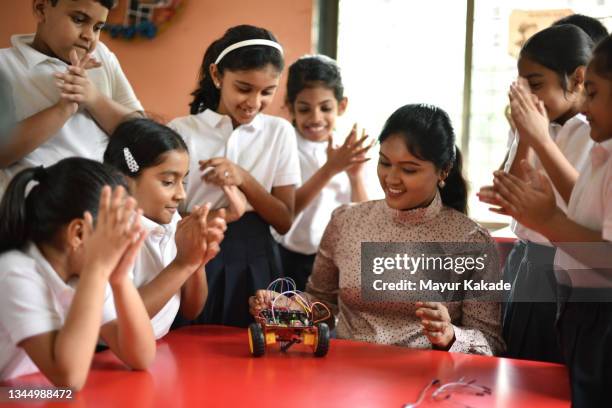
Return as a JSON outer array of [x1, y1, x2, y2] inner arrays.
[[481, 34, 612, 407], [479, 24, 595, 363], [0, 157, 155, 388], [103, 119, 227, 338], [274, 55, 371, 290], [169, 25, 301, 327]]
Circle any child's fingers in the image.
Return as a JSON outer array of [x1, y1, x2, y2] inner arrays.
[[198, 157, 225, 170], [82, 211, 94, 239], [489, 206, 511, 216], [78, 53, 92, 69], [58, 83, 85, 95], [97, 185, 112, 228], [60, 93, 85, 103], [69, 49, 80, 67], [110, 186, 125, 228], [421, 320, 445, 332], [343, 123, 358, 147]]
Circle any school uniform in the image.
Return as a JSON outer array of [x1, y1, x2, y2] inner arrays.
[[0, 34, 142, 197], [272, 131, 352, 290], [554, 138, 612, 407], [169, 110, 301, 327], [502, 115, 593, 363], [132, 213, 181, 339], [0, 243, 117, 380]]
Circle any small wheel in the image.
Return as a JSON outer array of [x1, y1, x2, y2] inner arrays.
[[248, 323, 266, 357], [313, 322, 330, 357]]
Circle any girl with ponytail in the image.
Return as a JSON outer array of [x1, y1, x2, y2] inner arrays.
[[0, 158, 155, 388], [169, 25, 300, 328], [250, 104, 504, 355]]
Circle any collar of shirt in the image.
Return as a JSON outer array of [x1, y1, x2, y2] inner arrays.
[[25, 242, 75, 308], [11, 34, 66, 70], [386, 190, 443, 225], [297, 133, 328, 165], [550, 113, 588, 141], [141, 212, 180, 247], [591, 138, 612, 169], [199, 109, 263, 135]]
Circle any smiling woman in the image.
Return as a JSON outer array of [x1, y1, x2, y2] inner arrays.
[[250, 104, 504, 355]]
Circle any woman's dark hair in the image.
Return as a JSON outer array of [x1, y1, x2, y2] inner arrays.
[[378, 104, 468, 214], [189, 25, 284, 114], [0, 157, 127, 252], [590, 34, 612, 80], [520, 24, 594, 92], [553, 14, 608, 45], [104, 118, 188, 177], [285, 55, 344, 106], [50, 0, 116, 10]]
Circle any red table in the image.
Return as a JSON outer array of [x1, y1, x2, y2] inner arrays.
[[1, 326, 570, 407]]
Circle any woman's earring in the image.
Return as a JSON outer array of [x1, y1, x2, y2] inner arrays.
[[438, 179, 446, 189], [214, 82, 221, 89]]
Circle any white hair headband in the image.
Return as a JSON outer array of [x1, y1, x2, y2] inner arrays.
[[123, 147, 139, 173], [214, 39, 283, 65]]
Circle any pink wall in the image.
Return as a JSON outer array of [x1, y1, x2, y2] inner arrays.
[[0, 0, 314, 121]]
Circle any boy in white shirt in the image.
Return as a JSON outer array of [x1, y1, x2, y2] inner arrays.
[[0, 0, 142, 195]]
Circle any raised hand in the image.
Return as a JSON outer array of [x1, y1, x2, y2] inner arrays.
[[54, 49, 102, 109], [174, 204, 212, 269], [508, 78, 550, 148], [80, 186, 144, 280], [324, 123, 372, 177]]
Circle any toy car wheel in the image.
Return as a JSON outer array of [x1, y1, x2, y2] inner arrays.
[[248, 323, 266, 357], [314, 322, 330, 357]]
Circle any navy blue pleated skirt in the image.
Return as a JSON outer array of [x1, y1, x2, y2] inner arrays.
[[190, 212, 282, 328]]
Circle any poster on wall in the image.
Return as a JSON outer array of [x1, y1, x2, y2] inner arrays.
[[104, 0, 184, 40], [508, 9, 572, 58]]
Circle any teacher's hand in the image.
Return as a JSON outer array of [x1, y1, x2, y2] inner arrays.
[[416, 301, 455, 349]]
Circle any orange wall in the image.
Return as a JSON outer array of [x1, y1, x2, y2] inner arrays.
[[0, 0, 314, 122]]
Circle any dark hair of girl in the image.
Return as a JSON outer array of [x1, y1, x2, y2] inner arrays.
[[285, 55, 344, 106], [520, 24, 594, 92], [0, 157, 127, 252], [50, 0, 116, 10], [104, 118, 188, 177], [189, 25, 284, 115], [378, 104, 468, 214], [553, 14, 609, 45], [590, 34, 612, 80]]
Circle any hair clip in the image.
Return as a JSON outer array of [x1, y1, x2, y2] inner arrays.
[[123, 147, 140, 173]]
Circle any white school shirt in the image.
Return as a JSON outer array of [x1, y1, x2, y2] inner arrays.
[[554, 139, 612, 288], [0, 243, 117, 380], [132, 213, 181, 339], [0, 34, 143, 196], [273, 131, 352, 255], [504, 115, 593, 245], [168, 110, 301, 213]]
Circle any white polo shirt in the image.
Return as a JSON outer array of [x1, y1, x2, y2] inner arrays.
[[168, 110, 301, 213], [0, 243, 117, 380], [0, 34, 143, 195], [132, 213, 181, 339], [504, 115, 593, 245], [273, 131, 351, 254], [554, 139, 612, 288]]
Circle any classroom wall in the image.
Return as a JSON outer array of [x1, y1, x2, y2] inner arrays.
[[0, 0, 314, 121]]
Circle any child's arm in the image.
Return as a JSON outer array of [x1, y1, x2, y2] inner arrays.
[[508, 80, 579, 203], [295, 127, 370, 213], [199, 158, 295, 234], [207, 186, 246, 223], [99, 230, 155, 371], [0, 100, 77, 167], [136, 205, 224, 321], [179, 210, 226, 319], [17, 186, 145, 390], [55, 51, 141, 136], [479, 162, 612, 267]]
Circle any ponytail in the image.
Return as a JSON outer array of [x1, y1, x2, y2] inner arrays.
[[440, 147, 468, 214], [0, 158, 127, 253], [189, 25, 284, 114], [0, 167, 39, 252]]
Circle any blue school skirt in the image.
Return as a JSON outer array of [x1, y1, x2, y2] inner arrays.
[[194, 212, 282, 328], [556, 287, 612, 408], [503, 240, 564, 363]]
